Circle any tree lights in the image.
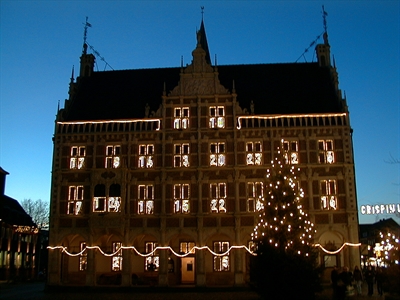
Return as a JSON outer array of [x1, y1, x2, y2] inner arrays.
[[374, 231, 400, 266]]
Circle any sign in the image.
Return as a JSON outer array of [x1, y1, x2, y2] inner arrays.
[[360, 204, 400, 215]]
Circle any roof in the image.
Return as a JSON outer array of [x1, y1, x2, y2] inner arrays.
[[0, 195, 36, 227], [62, 62, 344, 122]]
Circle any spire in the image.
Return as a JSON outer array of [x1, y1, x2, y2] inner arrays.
[[315, 5, 331, 67], [322, 5, 329, 45], [197, 8, 211, 65], [70, 65, 75, 83]]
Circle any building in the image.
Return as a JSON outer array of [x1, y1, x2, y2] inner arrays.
[[47, 17, 360, 287], [0, 167, 39, 281], [360, 218, 400, 268]]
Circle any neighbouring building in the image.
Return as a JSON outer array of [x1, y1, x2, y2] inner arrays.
[[47, 17, 360, 287], [0, 167, 39, 281]]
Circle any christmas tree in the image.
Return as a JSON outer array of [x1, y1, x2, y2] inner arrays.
[[250, 145, 321, 299]]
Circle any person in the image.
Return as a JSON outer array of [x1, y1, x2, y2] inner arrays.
[[353, 266, 363, 295], [365, 265, 375, 296], [375, 267, 385, 296], [331, 266, 340, 299], [339, 267, 354, 299]]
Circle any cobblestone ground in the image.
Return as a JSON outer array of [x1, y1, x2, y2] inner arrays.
[[0, 281, 262, 300]]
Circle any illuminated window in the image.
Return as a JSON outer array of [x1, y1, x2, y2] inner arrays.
[[213, 241, 230, 271], [209, 106, 225, 128], [174, 107, 189, 129], [320, 180, 337, 210], [282, 140, 299, 164], [173, 184, 190, 213], [70, 146, 85, 169], [106, 145, 121, 168], [180, 242, 196, 254], [145, 242, 159, 271], [174, 144, 190, 167], [93, 184, 121, 213], [139, 144, 154, 168], [138, 185, 154, 214], [79, 242, 87, 271], [210, 142, 225, 166], [247, 182, 264, 212], [112, 242, 122, 271], [67, 186, 83, 215], [246, 142, 262, 165], [210, 183, 227, 213], [318, 140, 334, 164]]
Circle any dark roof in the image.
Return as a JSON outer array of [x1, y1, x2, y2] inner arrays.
[[0, 195, 36, 227], [62, 62, 343, 121]]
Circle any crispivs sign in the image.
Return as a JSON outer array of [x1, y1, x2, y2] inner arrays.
[[360, 204, 400, 215]]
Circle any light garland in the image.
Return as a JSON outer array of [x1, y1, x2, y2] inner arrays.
[[48, 244, 257, 257], [313, 242, 361, 254]]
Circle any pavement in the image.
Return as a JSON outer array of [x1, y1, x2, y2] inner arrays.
[[1, 280, 398, 300]]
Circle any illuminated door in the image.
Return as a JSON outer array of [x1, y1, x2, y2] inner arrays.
[[181, 257, 195, 283]]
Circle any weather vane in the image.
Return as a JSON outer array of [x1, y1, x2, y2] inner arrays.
[[201, 6, 204, 20]]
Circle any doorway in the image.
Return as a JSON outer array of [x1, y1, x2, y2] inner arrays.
[[181, 257, 195, 283]]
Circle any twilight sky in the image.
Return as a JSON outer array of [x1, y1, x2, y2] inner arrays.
[[0, 1, 399, 225]]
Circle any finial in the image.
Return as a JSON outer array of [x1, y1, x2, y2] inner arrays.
[[201, 6, 205, 21], [181, 55, 184, 68], [70, 65, 75, 83], [82, 16, 92, 54], [215, 54, 217, 66], [322, 6, 329, 45]]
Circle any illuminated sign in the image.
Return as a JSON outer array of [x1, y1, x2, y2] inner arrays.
[[360, 204, 400, 215]]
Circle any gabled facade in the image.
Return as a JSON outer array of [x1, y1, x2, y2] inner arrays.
[[48, 19, 360, 287]]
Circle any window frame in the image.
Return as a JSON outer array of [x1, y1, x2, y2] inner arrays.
[[67, 185, 84, 215], [210, 183, 227, 213], [105, 145, 121, 168], [70, 146, 86, 169], [209, 106, 225, 129], [210, 142, 226, 166], [246, 141, 262, 165], [320, 179, 338, 210], [138, 185, 154, 215], [138, 144, 154, 168]]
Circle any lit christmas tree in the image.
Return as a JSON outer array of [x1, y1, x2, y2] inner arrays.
[[250, 144, 321, 299], [251, 146, 316, 255]]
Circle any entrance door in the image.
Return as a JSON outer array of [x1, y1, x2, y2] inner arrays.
[[181, 257, 195, 283]]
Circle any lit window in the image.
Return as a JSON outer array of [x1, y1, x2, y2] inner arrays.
[[106, 145, 121, 168], [138, 185, 154, 215], [79, 242, 87, 271], [174, 184, 190, 213], [174, 107, 189, 129], [93, 184, 121, 213], [247, 182, 264, 212], [174, 144, 190, 167], [139, 144, 154, 168], [112, 242, 122, 271], [282, 140, 299, 164], [145, 242, 159, 271], [70, 146, 85, 169], [67, 186, 83, 215], [318, 140, 334, 164], [210, 183, 227, 213], [180, 242, 196, 254], [320, 180, 337, 210], [246, 142, 262, 165], [210, 142, 225, 166], [209, 106, 225, 128], [213, 241, 230, 271]]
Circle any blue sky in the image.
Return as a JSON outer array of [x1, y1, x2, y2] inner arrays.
[[0, 1, 399, 225]]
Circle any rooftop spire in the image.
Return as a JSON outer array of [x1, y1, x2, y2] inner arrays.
[[82, 16, 92, 54], [322, 5, 329, 45], [197, 7, 211, 65]]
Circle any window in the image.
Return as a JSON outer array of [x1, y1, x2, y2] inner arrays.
[[79, 242, 87, 271], [180, 242, 196, 254], [318, 140, 334, 164], [145, 242, 159, 271], [139, 144, 154, 168], [93, 184, 121, 213], [173, 184, 190, 213], [174, 144, 190, 167], [210, 183, 227, 213], [138, 185, 154, 214], [67, 186, 83, 215], [106, 145, 121, 168], [112, 242, 122, 271], [320, 180, 338, 210], [210, 142, 225, 166], [70, 146, 85, 169], [247, 182, 264, 212], [246, 142, 262, 165], [174, 107, 189, 129], [209, 106, 225, 128], [213, 241, 229, 271], [282, 140, 299, 164]]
